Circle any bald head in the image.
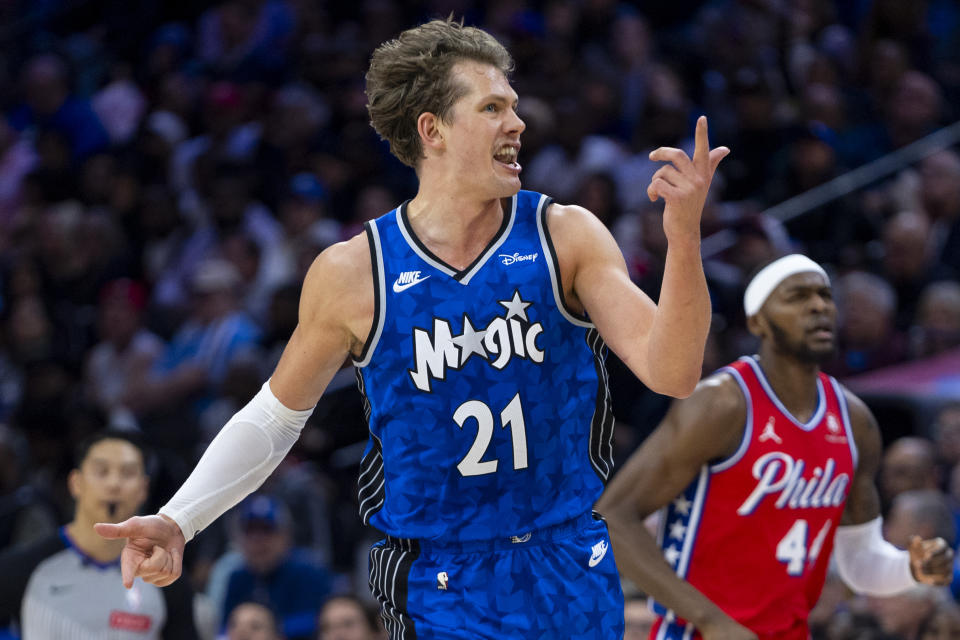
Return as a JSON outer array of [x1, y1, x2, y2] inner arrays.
[[881, 437, 939, 505], [885, 488, 955, 549]]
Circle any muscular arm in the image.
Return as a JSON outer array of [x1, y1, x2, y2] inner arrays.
[[547, 203, 708, 396], [839, 390, 883, 527], [595, 375, 755, 638]]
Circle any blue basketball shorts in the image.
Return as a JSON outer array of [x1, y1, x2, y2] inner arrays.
[[367, 511, 624, 639]]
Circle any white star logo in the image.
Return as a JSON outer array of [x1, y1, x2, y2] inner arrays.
[[669, 521, 687, 540], [664, 545, 681, 566], [673, 496, 692, 516], [498, 290, 532, 321], [451, 315, 487, 365]]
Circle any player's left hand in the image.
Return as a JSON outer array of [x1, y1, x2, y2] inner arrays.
[[908, 535, 954, 585]]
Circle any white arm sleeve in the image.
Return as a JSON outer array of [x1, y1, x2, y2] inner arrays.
[[158, 380, 313, 541], [833, 517, 918, 596]]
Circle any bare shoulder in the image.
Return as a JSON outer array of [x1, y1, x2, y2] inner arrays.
[[544, 202, 609, 250], [300, 231, 375, 354], [671, 370, 746, 428], [837, 383, 882, 460]]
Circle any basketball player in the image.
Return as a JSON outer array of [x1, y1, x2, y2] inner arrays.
[[96, 19, 728, 638], [0, 430, 199, 639], [596, 254, 954, 640]]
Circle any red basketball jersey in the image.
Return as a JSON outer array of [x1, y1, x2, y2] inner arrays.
[[650, 356, 858, 640]]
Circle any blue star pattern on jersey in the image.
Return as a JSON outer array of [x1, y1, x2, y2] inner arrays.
[[354, 190, 615, 543]]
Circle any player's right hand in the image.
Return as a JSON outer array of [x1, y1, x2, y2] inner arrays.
[[699, 617, 758, 640], [94, 514, 186, 588]]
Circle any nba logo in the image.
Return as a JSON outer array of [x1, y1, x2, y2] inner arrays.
[[827, 414, 840, 433], [437, 571, 449, 591]]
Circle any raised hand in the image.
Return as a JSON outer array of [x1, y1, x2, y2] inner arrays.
[[647, 115, 729, 241], [909, 535, 954, 586], [94, 514, 186, 588]]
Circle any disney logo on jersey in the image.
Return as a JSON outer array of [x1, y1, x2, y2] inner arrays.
[[738, 453, 850, 515], [409, 289, 544, 392], [499, 252, 538, 266]]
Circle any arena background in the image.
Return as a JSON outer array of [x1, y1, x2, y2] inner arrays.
[[1, 0, 960, 638]]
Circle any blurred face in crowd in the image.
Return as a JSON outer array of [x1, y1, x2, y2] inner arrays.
[[318, 597, 380, 640], [883, 211, 930, 281], [623, 598, 656, 640], [751, 272, 837, 364], [227, 603, 282, 640], [240, 519, 290, 575], [69, 438, 147, 525], [936, 406, 960, 468], [880, 438, 938, 505]]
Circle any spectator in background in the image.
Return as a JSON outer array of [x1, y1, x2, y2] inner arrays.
[[222, 494, 334, 640], [317, 595, 384, 640], [84, 279, 165, 429], [876, 210, 955, 330], [884, 489, 957, 550], [918, 150, 960, 274], [934, 404, 960, 469], [0, 423, 59, 550], [826, 271, 906, 377], [227, 601, 284, 640], [881, 437, 941, 512], [7, 54, 110, 162], [131, 258, 260, 445], [910, 281, 960, 358]]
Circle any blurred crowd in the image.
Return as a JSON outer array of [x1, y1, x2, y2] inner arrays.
[[1, 0, 960, 638]]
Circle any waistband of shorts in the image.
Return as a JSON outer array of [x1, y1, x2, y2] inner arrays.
[[384, 511, 603, 554]]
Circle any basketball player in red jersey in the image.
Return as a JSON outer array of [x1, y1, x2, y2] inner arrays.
[[596, 254, 954, 640]]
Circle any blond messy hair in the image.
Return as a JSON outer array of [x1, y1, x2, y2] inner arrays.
[[365, 18, 514, 168]]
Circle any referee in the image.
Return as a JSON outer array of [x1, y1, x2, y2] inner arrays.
[[0, 430, 199, 639]]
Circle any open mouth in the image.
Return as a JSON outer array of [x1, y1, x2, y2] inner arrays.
[[106, 502, 118, 519], [494, 144, 521, 171]]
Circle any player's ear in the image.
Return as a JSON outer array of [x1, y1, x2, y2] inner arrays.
[[67, 469, 82, 499], [417, 111, 445, 154], [746, 312, 765, 338]]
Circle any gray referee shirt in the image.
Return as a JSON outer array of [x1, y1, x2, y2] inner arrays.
[[0, 528, 198, 639]]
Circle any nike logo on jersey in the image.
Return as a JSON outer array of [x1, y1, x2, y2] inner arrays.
[[738, 453, 850, 515], [588, 540, 608, 567], [393, 270, 430, 292]]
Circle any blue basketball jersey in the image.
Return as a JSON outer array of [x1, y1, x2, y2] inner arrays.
[[353, 190, 614, 542]]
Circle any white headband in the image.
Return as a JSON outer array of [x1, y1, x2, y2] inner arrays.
[[743, 254, 828, 317]]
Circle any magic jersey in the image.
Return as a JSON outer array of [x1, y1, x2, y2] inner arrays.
[[353, 190, 614, 542], [652, 356, 858, 640]]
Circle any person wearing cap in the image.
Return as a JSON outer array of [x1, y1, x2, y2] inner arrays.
[[220, 494, 334, 640], [596, 254, 954, 640]]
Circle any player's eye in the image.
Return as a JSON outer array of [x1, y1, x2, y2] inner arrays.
[[485, 103, 498, 112]]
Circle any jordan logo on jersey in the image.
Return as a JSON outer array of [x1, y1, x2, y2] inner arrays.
[[409, 289, 545, 392], [738, 453, 850, 515], [758, 417, 782, 444]]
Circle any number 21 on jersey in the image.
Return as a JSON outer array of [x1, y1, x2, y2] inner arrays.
[[453, 393, 528, 477], [777, 519, 832, 576]]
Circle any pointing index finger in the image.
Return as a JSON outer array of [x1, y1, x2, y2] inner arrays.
[[693, 115, 709, 171]]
